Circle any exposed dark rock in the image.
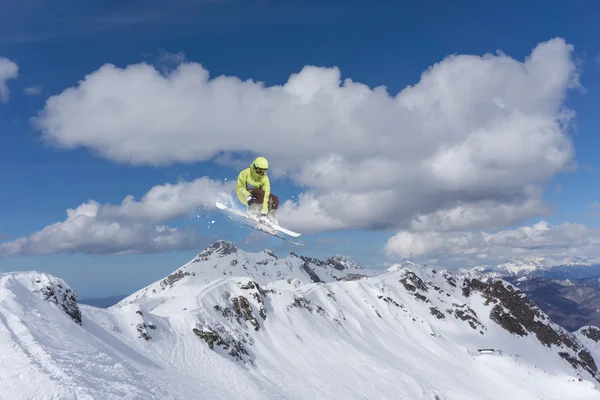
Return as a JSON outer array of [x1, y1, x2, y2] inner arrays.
[[192, 324, 250, 363], [342, 274, 367, 281], [193, 240, 238, 262], [326, 255, 361, 271], [442, 272, 457, 287], [489, 305, 526, 336], [264, 249, 278, 258], [400, 271, 429, 292], [136, 322, 156, 341], [559, 351, 598, 377], [238, 280, 267, 320], [430, 307, 445, 319], [299, 261, 323, 283], [214, 284, 266, 331], [428, 282, 442, 292], [288, 297, 326, 316], [327, 256, 347, 271], [463, 277, 599, 379], [240, 281, 257, 290], [446, 303, 485, 333], [580, 326, 600, 342], [231, 296, 260, 331], [295, 254, 359, 282], [378, 295, 401, 307], [160, 270, 196, 290], [508, 276, 600, 332], [38, 283, 82, 325]]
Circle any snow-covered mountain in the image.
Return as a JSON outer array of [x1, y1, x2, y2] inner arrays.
[[561, 256, 600, 267], [458, 256, 600, 332], [118, 240, 380, 307], [460, 257, 551, 279], [461, 256, 600, 281], [2, 240, 600, 399]]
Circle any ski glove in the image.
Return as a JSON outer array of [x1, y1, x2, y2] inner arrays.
[[246, 194, 254, 204]]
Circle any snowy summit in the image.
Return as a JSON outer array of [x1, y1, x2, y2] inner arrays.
[[1, 240, 600, 399]]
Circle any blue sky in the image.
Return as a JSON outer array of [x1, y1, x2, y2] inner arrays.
[[1, 0, 600, 298]]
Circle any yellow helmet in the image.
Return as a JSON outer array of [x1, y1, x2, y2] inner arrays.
[[252, 157, 268, 176], [253, 157, 268, 169]]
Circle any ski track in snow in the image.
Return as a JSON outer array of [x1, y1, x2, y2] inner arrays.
[[2, 244, 600, 399]]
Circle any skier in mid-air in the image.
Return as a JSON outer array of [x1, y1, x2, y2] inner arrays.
[[236, 156, 279, 226]]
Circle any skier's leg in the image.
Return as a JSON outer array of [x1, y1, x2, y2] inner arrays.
[[248, 189, 265, 217], [267, 193, 279, 224]]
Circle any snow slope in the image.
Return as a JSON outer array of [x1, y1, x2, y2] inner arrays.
[[1, 241, 600, 400]]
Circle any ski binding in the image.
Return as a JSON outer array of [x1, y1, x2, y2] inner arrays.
[[215, 201, 301, 237]]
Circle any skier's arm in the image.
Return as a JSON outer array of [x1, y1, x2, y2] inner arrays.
[[236, 171, 251, 204], [260, 177, 270, 214]]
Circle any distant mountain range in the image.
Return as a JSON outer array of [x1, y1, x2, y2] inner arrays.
[[459, 257, 600, 332], [79, 295, 128, 308]]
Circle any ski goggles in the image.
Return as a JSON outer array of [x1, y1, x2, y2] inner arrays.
[[254, 166, 267, 175]]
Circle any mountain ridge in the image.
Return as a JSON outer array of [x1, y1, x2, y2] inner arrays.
[[460, 259, 600, 332], [2, 240, 600, 399]]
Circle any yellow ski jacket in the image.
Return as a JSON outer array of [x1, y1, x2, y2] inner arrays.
[[236, 163, 271, 214]]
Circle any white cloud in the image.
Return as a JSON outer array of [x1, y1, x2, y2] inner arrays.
[[278, 192, 351, 234], [408, 185, 550, 232], [0, 57, 18, 102], [0, 177, 234, 257], [384, 220, 600, 266], [97, 176, 234, 222], [24, 85, 43, 95], [30, 37, 581, 235]]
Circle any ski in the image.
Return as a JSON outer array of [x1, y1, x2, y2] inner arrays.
[[227, 216, 304, 246], [215, 201, 301, 237]]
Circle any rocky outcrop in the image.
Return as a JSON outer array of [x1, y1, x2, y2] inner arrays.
[[195, 279, 267, 364], [399, 271, 430, 303], [159, 270, 196, 290], [193, 240, 238, 262], [136, 322, 157, 341], [291, 253, 369, 283], [580, 326, 600, 342], [449, 303, 485, 333], [462, 277, 598, 379], [288, 297, 327, 316], [192, 324, 251, 363], [35, 278, 82, 325], [326, 255, 361, 271]]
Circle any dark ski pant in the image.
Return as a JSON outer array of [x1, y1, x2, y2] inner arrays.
[[248, 188, 279, 214]]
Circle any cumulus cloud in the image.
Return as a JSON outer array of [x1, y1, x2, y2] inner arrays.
[[384, 221, 600, 266], [0, 177, 234, 257], [30, 38, 581, 235], [408, 185, 550, 233], [97, 176, 234, 222], [0, 57, 18, 102]]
